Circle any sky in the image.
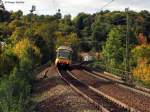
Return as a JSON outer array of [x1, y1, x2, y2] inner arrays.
[[2, 0, 150, 16]]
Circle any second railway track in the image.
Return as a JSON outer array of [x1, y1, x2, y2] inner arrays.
[[83, 69, 150, 97], [71, 69, 150, 112], [57, 68, 136, 112], [83, 65, 150, 95]]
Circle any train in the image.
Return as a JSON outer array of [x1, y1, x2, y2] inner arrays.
[[55, 46, 73, 69]]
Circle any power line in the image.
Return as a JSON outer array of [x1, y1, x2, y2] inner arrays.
[[99, 0, 115, 11]]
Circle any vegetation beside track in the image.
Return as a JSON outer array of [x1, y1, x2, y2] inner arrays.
[[88, 60, 150, 88]]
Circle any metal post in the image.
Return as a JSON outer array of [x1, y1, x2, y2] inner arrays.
[[29, 5, 36, 68], [125, 8, 129, 79], [30, 5, 36, 36]]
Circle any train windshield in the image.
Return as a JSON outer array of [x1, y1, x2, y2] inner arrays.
[[58, 49, 72, 59]]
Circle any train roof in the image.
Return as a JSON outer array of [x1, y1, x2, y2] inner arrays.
[[57, 46, 73, 52]]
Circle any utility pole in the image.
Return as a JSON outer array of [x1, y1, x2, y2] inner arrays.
[[124, 8, 129, 80], [29, 5, 36, 68], [30, 5, 36, 36]]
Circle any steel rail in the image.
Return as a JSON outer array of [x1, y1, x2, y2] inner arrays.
[[57, 68, 109, 112], [69, 70, 138, 112], [57, 68, 132, 112], [83, 70, 150, 97]]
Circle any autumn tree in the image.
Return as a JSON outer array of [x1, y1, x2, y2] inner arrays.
[[132, 44, 150, 86]]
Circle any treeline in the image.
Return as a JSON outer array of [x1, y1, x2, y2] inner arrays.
[[73, 10, 150, 86], [0, 8, 150, 111]]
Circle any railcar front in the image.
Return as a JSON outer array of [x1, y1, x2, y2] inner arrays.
[[55, 46, 72, 69]]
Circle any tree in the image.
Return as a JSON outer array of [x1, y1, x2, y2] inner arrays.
[[13, 38, 40, 68], [132, 44, 150, 64], [110, 11, 126, 25], [102, 26, 125, 68], [91, 13, 112, 51], [74, 13, 92, 38], [0, 23, 12, 42], [9, 27, 26, 45], [8, 20, 23, 31], [74, 13, 89, 30], [10, 10, 23, 20], [132, 44, 150, 85], [0, 10, 10, 22], [59, 15, 75, 34], [33, 21, 58, 63], [0, 45, 18, 75]]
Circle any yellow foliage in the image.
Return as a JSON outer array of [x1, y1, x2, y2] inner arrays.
[[132, 44, 150, 84], [132, 44, 150, 61], [132, 58, 150, 83], [13, 38, 40, 59], [13, 38, 30, 59]]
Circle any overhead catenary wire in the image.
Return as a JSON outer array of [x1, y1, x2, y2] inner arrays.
[[99, 0, 115, 11]]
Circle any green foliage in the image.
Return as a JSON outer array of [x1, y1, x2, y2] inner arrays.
[[0, 10, 10, 22], [59, 15, 75, 33], [74, 13, 90, 30], [0, 45, 18, 75], [0, 23, 12, 42], [0, 40, 36, 112], [13, 38, 40, 68], [110, 11, 126, 25], [0, 68, 32, 112], [91, 20, 112, 51], [132, 44, 150, 63], [8, 20, 23, 31], [55, 32, 79, 48], [102, 26, 125, 68], [33, 21, 57, 62], [10, 10, 23, 20]]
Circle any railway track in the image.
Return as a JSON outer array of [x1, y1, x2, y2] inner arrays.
[[57, 68, 135, 112], [82, 69, 150, 102], [71, 69, 150, 112], [83, 66, 150, 94], [82, 67, 150, 97]]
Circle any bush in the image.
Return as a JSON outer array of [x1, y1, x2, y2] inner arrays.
[[0, 67, 33, 112], [132, 59, 150, 87]]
